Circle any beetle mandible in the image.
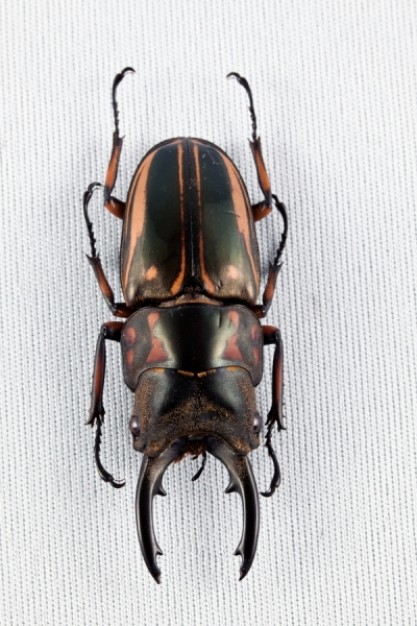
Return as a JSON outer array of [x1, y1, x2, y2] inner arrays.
[[84, 68, 288, 583]]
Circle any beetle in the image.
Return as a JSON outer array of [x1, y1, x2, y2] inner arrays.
[[83, 68, 288, 583]]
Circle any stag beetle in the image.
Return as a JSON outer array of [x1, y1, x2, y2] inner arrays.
[[84, 68, 288, 583]]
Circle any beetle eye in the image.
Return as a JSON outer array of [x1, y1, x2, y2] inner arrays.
[[253, 412, 262, 434], [129, 415, 141, 437]]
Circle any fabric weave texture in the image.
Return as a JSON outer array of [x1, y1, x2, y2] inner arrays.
[[1, 1, 416, 624]]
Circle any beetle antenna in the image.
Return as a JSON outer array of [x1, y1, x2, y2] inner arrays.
[[227, 72, 258, 143], [112, 67, 135, 138], [83, 182, 102, 258], [272, 194, 288, 265], [94, 415, 126, 488], [260, 420, 281, 497], [191, 451, 207, 482]]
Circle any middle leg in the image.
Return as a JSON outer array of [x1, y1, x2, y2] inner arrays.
[[83, 183, 134, 318]]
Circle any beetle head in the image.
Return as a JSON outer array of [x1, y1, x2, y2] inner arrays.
[[131, 366, 261, 582], [129, 366, 261, 455]]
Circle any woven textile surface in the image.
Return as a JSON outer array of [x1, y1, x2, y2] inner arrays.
[[1, 1, 416, 624]]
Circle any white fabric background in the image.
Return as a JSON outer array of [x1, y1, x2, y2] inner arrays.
[[1, 1, 416, 624]]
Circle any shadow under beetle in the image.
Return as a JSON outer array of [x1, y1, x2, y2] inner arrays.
[[84, 68, 288, 583]]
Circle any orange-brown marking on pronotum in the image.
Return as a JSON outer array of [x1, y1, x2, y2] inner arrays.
[[223, 310, 243, 361], [126, 348, 134, 367], [250, 323, 261, 366], [147, 311, 160, 332], [146, 311, 168, 363], [170, 142, 187, 295], [228, 310, 240, 327], [122, 152, 156, 289], [124, 326, 137, 345]]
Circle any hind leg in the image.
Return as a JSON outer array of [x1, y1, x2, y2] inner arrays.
[[228, 73, 288, 318], [84, 68, 135, 317]]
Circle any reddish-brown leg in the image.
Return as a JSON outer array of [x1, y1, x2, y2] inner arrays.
[[88, 321, 125, 488], [252, 260, 282, 319], [228, 73, 288, 318], [83, 184, 134, 317], [83, 69, 135, 316], [228, 72, 273, 219], [102, 133, 126, 219], [261, 324, 285, 498], [250, 136, 273, 221], [103, 66, 135, 219]]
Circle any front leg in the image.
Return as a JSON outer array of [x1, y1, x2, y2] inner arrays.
[[261, 324, 285, 498], [88, 321, 125, 488]]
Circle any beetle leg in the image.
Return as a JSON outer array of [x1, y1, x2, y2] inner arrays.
[[252, 261, 282, 318], [260, 325, 285, 498], [228, 72, 273, 217], [83, 183, 134, 318], [251, 195, 288, 318], [102, 129, 126, 220], [88, 321, 126, 488], [101, 67, 135, 219], [228, 73, 288, 315], [87, 253, 134, 318]]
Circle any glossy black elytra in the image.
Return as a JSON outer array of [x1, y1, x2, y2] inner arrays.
[[83, 68, 288, 583]]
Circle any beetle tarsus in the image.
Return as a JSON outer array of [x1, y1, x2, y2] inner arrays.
[[260, 419, 281, 498], [112, 67, 135, 138], [227, 71, 258, 143], [83, 182, 102, 258], [94, 415, 126, 488], [272, 194, 288, 265]]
